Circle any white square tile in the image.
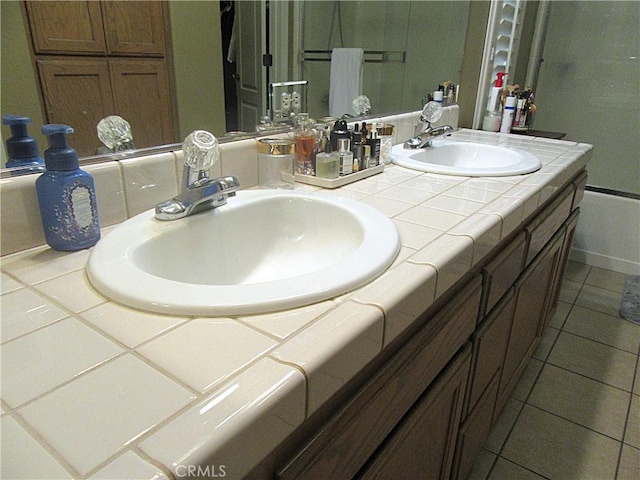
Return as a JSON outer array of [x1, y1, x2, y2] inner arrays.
[[396, 204, 467, 231], [140, 358, 305, 479], [480, 196, 524, 239], [120, 152, 179, 217], [238, 301, 335, 340], [409, 234, 474, 297], [137, 318, 277, 393], [19, 355, 195, 475], [1, 246, 90, 285], [2, 317, 123, 408], [271, 302, 383, 415], [399, 174, 463, 195], [392, 219, 443, 250], [88, 451, 170, 479], [1, 288, 67, 343], [423, 194, 485, 216], [445, 183, 503, 204], [358, 194, 412, 217], [1, 416, 72, 479], [1, 272, 22, 294], [354, 262, 437, 346], [375, 184, 437, 205], [449, 212, 502, 264], [504, 183, 542, 220], [34, 269, 105, 313], [81, 302, 188, 348]]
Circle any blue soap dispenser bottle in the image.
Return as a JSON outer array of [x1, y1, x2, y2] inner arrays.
[[2, 114, 45, 170], [36, 124, 100, 251]]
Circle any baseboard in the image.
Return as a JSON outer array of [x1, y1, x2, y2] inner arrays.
[[570, 248, 640, 276]]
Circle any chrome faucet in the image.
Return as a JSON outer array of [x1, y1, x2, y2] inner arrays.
[[155, 131, 240, 221], [404, 124, 454, 149], [404, 100, 454, 149]]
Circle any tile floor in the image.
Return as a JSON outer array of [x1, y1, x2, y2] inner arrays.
[[471, 261, 640, 480]]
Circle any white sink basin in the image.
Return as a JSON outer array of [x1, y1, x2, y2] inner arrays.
[[391, 140, 541, 177], [87, 190, 400, 316]]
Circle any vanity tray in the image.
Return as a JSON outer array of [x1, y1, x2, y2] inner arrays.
[[295, 164, 385, 189]]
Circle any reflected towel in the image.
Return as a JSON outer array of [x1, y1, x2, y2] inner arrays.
[[329, 48, 364, 117]]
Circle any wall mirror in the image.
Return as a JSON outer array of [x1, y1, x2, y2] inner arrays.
[[2, 0, 524, 177]]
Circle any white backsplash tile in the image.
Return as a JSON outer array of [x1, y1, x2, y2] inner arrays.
[[120, 152, 179, 217], [0, 173, 45, 255], [18, 354, 196, 475], [220, 138, 259, 188], [85, 161, 127, 227]]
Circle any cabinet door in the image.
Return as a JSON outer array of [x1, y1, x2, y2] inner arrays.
[[358, 347, 471, 480], [101, 1, 166, 55], [109, 59, 176, 148], [25, 1, 106, 54], [465, 290, 515, 416], [543, 208, 580, 330], [37, 59, 115, 157], [498, 229, 565, 409]]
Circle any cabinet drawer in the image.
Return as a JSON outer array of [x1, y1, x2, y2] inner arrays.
[[482, 232, 526, 315], [526, 184, 574, 264], [572, 170, 588, 209]]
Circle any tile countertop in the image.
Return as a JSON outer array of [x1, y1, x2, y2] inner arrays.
[[0, 129, 592, 479]]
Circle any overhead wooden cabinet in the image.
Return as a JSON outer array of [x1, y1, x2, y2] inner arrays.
[[24, 0, 176, 156]]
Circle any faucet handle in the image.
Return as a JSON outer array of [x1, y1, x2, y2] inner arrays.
[[421, 101, 443, 124], [183, 130, 220, 172]]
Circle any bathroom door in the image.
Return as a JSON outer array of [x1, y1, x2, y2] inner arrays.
[[236, 0, 267, 132]]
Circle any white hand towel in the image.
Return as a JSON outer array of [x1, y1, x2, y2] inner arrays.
[[329, 48, 364, 117]]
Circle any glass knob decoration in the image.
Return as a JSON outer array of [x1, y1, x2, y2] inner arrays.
[[183, 130, 220, 171], [421, 101, 443, 124], [97, 115, 135, 151], [352, 95, 372, 116]]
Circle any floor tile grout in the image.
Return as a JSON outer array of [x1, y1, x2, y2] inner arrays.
[[477, 261, 639, 480]]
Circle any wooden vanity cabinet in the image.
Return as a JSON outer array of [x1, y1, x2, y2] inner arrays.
[[251, 170, 586, 480], [274, 278, 482, 480], [497, 227, 565, 412]]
